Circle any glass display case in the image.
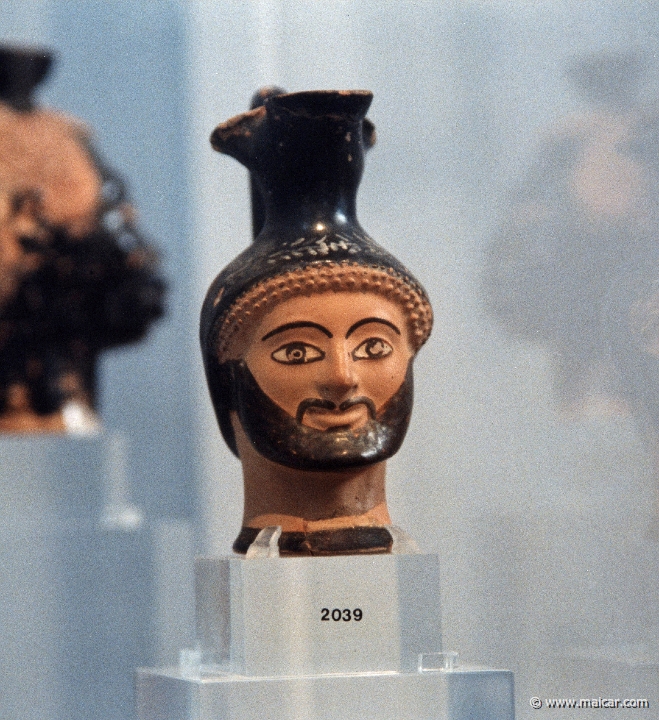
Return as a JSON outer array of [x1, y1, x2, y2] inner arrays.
[[0, 2, 657, 719]]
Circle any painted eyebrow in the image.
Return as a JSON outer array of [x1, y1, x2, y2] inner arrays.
[[345, 317, 401, 338], [261, 321, 333, 341]]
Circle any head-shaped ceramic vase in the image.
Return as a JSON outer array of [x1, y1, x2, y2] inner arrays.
[[201, 90, 432, 555]]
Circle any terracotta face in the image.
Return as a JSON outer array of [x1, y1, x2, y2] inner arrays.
[[244, 292, 414, 430], [221, 290, 417, 471]]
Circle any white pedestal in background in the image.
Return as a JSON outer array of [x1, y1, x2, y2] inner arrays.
[[0, 435, 194, 720]]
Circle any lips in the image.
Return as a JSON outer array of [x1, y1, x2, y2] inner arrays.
[[302, 403, 370, 431], [295, 395, 377, 431]]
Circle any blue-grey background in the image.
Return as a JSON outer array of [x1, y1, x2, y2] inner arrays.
[[2, 1, 659, 719]]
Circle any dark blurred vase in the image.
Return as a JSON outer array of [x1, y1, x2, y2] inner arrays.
[[0, 45, 52, 112], [0, 44, 165, 433]]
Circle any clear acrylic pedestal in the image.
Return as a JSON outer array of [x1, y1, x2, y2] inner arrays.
[[137, 553, 514, 720]]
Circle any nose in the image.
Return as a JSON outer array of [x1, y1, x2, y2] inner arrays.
[[317, 347, 357, 402]]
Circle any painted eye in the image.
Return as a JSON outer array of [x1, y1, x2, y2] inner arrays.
[[352, 337, 393, 360], [271, 342, 325, 365]]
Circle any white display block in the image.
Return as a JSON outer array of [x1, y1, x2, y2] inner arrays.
[[195, 554, 442, 676], [137, 552, 514, 719]]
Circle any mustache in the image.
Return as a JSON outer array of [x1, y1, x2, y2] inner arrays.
[[295, 396, 377, 424]]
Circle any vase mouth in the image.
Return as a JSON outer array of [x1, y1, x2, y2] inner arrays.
[[211, 88, 375, 242], [0, 44, 53, 110], [266, 89, 373, 120]]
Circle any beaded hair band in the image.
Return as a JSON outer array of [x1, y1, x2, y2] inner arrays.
[[213, 260, 433, 362]]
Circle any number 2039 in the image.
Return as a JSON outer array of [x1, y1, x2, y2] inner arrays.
[[321, 608, 362, 622]]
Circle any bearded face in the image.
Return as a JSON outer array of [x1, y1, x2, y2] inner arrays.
[[223, 291, 416, 471]]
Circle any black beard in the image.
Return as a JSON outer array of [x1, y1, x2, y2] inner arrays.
[[227, 360, 413, 471]]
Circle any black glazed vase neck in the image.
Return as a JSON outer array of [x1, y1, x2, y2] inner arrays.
[[0, 46, 52, 112], [211, 90, 374, 243]]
